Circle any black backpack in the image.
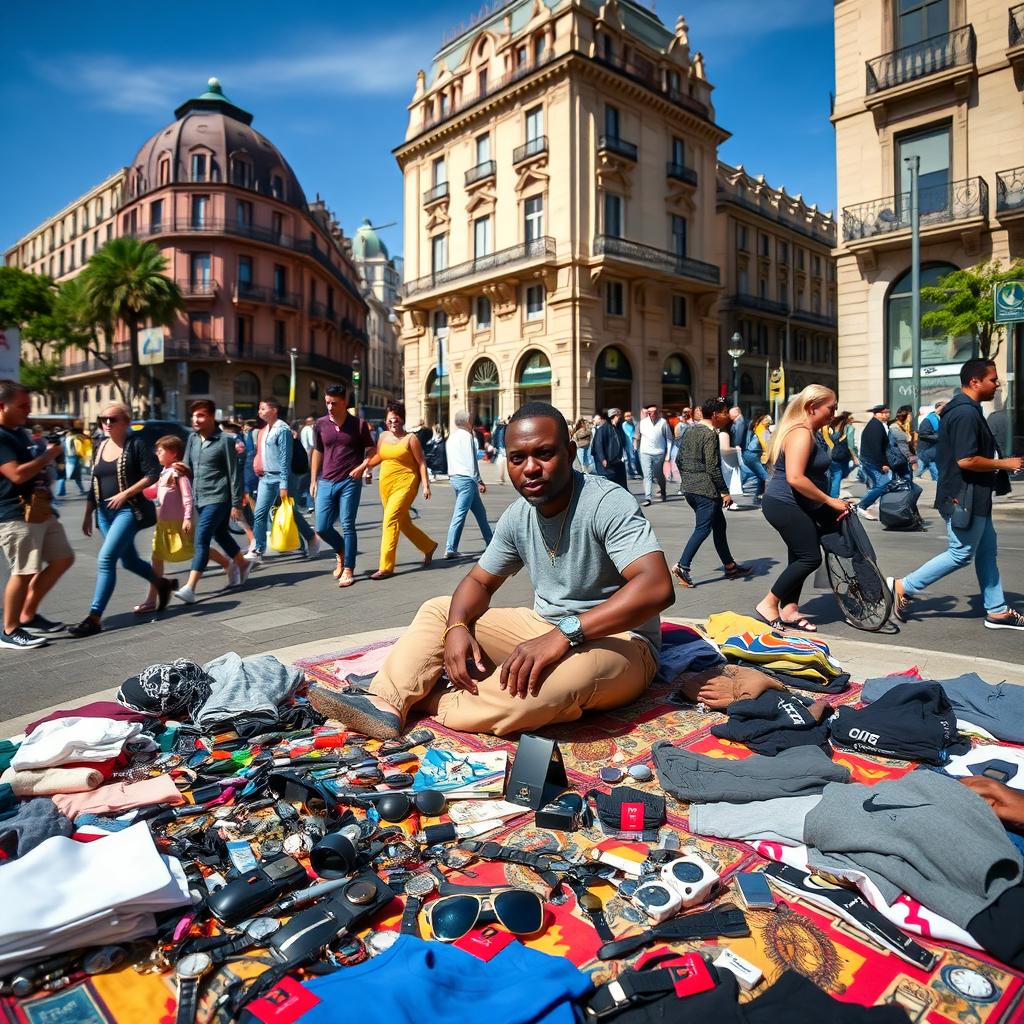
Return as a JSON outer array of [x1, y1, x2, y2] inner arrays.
[[290, 436, 309, 475]]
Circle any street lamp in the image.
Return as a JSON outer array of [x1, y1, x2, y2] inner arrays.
[[727, 332, 746, 410], [288, 347, 298, 422], [351, 355, 362, 414]]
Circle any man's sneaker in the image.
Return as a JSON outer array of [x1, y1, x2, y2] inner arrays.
[[985, 609, 1024, 631], [444, 550, 462, 560], [237, 561, 253, 585], [671, 564, 695, 588], [856, 506, 878, 521], [20, 614, 64, 635], [227, 561, 241, 588], [723, 563, 752, 579], [885, 576, 909, 623], [307, 686, 402, 740], [305, 536, 321, 559], [641, 499, 652, 507], [172, 585, 197, 604], [244, 549, 263, 564], [0, 627, 48, 650]]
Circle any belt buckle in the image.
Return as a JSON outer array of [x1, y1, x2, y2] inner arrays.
[[585, 980, 629, 1020]]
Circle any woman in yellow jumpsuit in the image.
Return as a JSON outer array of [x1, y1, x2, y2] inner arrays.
[[352, 401, 436, 579]]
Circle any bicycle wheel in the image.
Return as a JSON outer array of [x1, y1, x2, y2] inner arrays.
[[825, 551, 893, 632]]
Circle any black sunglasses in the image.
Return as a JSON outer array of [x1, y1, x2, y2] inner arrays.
[[98, 415, 124, 424], [426, 889, 545, 942], [352, 789, 447, 822]]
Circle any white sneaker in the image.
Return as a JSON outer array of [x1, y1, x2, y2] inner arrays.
[[856, 506, 878, 521], [237, 561, 252, 585], [227, 562, 241, 588], [244, 549, 263, 564], [172, 585, 196, 604], [305, 536, 321, 559]]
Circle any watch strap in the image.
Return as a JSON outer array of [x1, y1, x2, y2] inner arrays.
[[209, 935, 251, 966], [584, 969, 681, 1019], [400, 895, 423, 936], [597, 904, 748, 960], [568, 880, 615, 942], [175, 976, 199, 1024], [460, 842, 560, 888]]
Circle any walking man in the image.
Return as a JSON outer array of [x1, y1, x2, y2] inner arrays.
[[591, 408, 629, 489], [0, 381, 74, 648], [916, 401, 944, 481], [172, 400, 251, 603], [310, 385, 374, 588], [298, 416, 316, 511], [856, 404, 892, 521], [57, 423, 88, 497], [636, 402, 673, 506], [444, 411, 493, 559], [889, 360, 1024, 630], [621, 410, 642, 480]]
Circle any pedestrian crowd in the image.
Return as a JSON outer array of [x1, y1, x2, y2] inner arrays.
[[1, 353, 1021, 651]]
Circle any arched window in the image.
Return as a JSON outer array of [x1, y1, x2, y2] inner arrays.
[[425, 367, 450, 431], [662, 353, 692, 411], [158, 157, 170, 186], [595, 345, 633, 414], [231, 157, 253, 189], [467, 357, 499, 426], [189, 369, 211, 394], [515, 349, 552, 406], [234, 371, 260, 420]]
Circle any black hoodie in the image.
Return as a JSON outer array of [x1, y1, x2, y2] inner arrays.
[[935, 390, 998, 518]]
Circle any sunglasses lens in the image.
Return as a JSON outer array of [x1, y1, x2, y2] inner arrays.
[[627, 764, 653, 782], [494, 890, 544, 935], [430, 895, 479, 942], [375, 793, 412, 822], [599, 767, 623, 783], [414, 790, 447, 816]]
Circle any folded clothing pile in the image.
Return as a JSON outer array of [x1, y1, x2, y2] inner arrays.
[[0, 823, 190, 973], [710, 692, 832, 756], [657, 624, 725, 681]]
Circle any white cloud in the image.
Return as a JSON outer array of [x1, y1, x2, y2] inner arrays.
[[33, 32, 432, 116]]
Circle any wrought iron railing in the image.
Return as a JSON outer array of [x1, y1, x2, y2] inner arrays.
[[309, 300, 331, 320], [1011, 3, 1024, 46], [465, 160, 496, 186], [423, 182, 449, 205], [728, 293, 789, 317], [593, 235, 720, 285], [176, 278, 218, 298], [790, 308, 838, 328], [598, 135, 638, 161], [666, 162, 698, 186], [841, 176, 988, 241], [513, 136, 548, 164], [997, 166, 1024, 213], [231, 283, 302, 308], [404, 236, 556, 297], [592, 51, 709, 118], [865, 25, 975, 94]]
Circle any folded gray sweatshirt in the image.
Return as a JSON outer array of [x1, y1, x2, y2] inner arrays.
[[690, 795, 820, 845]]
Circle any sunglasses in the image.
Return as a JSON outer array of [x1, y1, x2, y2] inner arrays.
[[426, 889, 545, 942], [599, 764, 653, 784], [357, 789, 447, 822], [98, 416, 124, 425]]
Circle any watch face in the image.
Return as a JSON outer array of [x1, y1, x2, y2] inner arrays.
[[578, 891, 603, 913], [344, 879, 378, 905], [367, 930, 400, 955], [560, 615, 581, 634], [176, 953, 211, 978], [245, 917, 280, 941], [405, 874, 438, 899], [942, 966, 997, 1002]]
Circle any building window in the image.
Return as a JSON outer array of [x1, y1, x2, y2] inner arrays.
[[473, 216, 492, 259], [475, 133, 490, 165], [738, 268, 749, 294], [759, 278, 768, 299], [672, 294, 687, 327], [759, 233, 770, 257], [475, 296, 492, 330], [231, 159, 253, 189], [524, 195, 544, 243], [477, 68, 488, 95], [150, 199, 164, 231], [897, 0, 949, 48], [525, 105, 543, 141], [516, 44, 528, 66], [106, 224, 112, 241], [432, 157, 447, 189], [605, 280, 625, 316], [438, 93, 449, 117], [236, 316, 251, 354], [191, 253, 211, 286], [525, 283, 545, 320], [158, 158, 170, 186], [897, 123, 951, 216], [812, 291, 822, 313], [271, 211, 284, 239], [189, 313, 212, 342], [189, 369, 211, 394], [777, 240, 788, 264], [238, 256, 253, 287], [191, 153, 207, 182], [59, 251, 65, 276], [671, 136, 685, 166], [604, 193, 623, 237], [273, 265, 287, 297], [795, 332, 808, 362], [534, 34, 546, 63], [813, 254, 822, 277], [191, 195, 208, 228], [671, 215, 687, 258], [271, 174, 284, 200], [236, 200, 252, 228], [432, 310, 448, 336], [604, 104, 620, 138], [431, 233, 447, 273], [737, 224, 749, 252], [274, 320, 287, 355], [887, 261, 971, 371], [796, 248, 805, 271]]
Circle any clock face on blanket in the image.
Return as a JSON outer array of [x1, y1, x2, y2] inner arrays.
[[940, 966, 997, 1003]]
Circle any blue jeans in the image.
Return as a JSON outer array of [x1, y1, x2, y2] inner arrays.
[[192, 502, 240, 572], [917, 449, 938, 481], [639, 452, 666, 500], [578, 447, 594, 471], [626, 447, 641, 479], [315, 476, 363, 569], [57, 458, 85, 497], [903, 514, 1006, 614], [90, 506, 156, 616], [828, 459, 850, 499], [446, 476, 493, 553], [858, 460, 892, 510], [742, 451, 768, 499], [679, 494, 734, 569]]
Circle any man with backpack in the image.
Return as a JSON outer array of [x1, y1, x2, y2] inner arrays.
[[916, 401, 944, 481]]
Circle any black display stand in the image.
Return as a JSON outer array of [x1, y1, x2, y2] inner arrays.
[[506, 734, 569, 810]]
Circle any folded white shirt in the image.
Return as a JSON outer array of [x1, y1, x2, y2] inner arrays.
[[11, 717, 144, 770]]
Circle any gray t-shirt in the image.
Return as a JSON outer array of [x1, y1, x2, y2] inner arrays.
[[478, 471, 664, 651]]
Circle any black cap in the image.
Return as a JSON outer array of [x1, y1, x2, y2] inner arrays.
[[866, 404, 890, 413]]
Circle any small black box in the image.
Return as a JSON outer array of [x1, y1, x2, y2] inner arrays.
[[535, 790, 581, 832]]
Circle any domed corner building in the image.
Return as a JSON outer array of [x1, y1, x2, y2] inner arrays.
[[69, 78, 367, 424]]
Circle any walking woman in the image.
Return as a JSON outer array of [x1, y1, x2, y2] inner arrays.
[[672, 397, 750, 588], [888, 404, 917, 485], [351, 401, 436, 580], [571, 418, 593, 472], [69, 404, 176, 637], [755, 385, 851, 632], [825, 410, 859, 498], [741, 413, 771, 502]]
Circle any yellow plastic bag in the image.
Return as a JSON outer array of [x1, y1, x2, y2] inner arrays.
[[270, 496, 299, 552]]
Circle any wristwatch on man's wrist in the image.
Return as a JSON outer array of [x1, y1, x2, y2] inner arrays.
[[557, 615, 586, 648]]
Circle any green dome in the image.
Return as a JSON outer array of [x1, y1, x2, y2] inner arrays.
[[352, 219, 389, 260]]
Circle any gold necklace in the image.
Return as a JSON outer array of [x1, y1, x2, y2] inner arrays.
[[535, 481, 575, 566]]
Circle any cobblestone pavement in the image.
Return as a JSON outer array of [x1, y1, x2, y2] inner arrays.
[[3, 466, 1022, 721]]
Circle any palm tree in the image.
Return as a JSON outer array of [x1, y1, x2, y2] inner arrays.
[[82, 237, 183, 412]]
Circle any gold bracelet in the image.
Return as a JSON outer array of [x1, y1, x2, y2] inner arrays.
[[441, 621, 470, 642]]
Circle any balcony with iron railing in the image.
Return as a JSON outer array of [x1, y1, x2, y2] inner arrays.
[[593, 235, 720, 286], [727, 293, 790, 317], [176, 278, 218, 299], [841, 177, 988, 245], [422, 181, 450, 206], [465, 160, 496, 186], [666, 162, 698, 187], [513, 136, 548, 164], [790, 307, 839, 329], [404, 236, 556, 298], [996, 166, 1024, 219], [598, 135, 638, 161], [232, 282, 302, 309], [865, 25, 976, 96]]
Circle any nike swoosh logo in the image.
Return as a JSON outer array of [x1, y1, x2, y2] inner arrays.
[[863, 795, 931, 813]]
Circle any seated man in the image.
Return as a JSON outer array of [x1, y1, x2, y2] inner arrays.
[[310, 402, 674, 737]]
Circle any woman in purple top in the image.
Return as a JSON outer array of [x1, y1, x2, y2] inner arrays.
[[309, 384, 374, 588]]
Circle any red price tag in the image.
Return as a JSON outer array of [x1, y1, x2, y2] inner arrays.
[[662, 954, 716, 998], [620, 802, 645, 832], [246, 977, 321, 1023], [454, 926, 517, 962]]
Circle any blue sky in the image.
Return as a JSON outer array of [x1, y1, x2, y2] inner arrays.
[[1, 1, 836, 258]]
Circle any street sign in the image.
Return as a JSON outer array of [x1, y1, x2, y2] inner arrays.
[[0, 327, 20, 380], [139, 327, 165, 365], [994, 281, 1024, 324]]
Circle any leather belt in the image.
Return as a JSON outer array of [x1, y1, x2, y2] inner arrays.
[[585, 968, 689, 1020], [597, 904, 748, 960]]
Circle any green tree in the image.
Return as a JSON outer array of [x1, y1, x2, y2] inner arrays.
[[921, 259, 1024, 361], [0, 266, 55, 340], [81, 237, 183, 412]]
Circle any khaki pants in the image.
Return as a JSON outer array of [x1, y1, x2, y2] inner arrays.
[[370, 596, 658, 736]]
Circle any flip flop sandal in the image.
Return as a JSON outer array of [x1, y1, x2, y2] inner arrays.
[[338, 570, 355, 588], [752, 607, 786, 631], [782, 618, 817, 632], [133, 602, 158, 615]]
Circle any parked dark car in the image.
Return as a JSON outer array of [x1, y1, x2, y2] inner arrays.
[[128, 419, 190, 451]]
